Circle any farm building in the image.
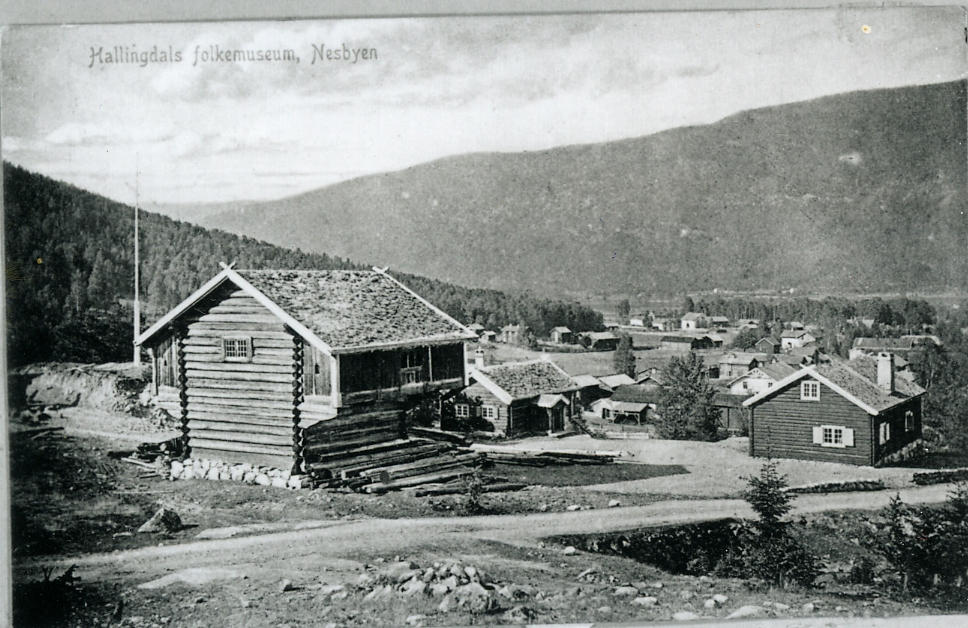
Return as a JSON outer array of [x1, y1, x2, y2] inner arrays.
[[710, 316, 730, 329], [681, 312, 708, 330], [743, 353, 925, 466], [598, 373, 637, 390], [755, 337, 780, 354], [550, 326, 574, 344], [727, 362, 798, 396], [629, 316, 647, 327], [500, 324, 524, 344], [849, 337, 926, 359], [660, 335, 704, 351], [572, 374, 609, 409], [466, 323, 485, 337], [583, 331, 621, 351], [651, 318, 673, 331], [703, 333, 724, 348], [780, 329, 816, 349], [593, 384, 659, 424], [718, 353, 767, 378], [479, 330, 496, 344], [137, 266, 476, 472], [737, 319, 761, 329], [464, 359, 579, 436], [713, 393, 749, 434]]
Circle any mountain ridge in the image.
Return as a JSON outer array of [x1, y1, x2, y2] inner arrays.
[[200, 80, 968, 297]]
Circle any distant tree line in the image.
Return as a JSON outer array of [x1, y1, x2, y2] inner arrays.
[[4, 162, 603, 367]]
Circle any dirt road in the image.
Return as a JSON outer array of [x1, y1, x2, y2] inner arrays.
[[18, 483, 953, 587]]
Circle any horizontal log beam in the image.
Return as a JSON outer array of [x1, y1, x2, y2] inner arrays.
[[185, 354, 293, 367], [197, 313, 283, 324], [185, 361, 292, 374], [186, 370, 292, 383], [189, 428, 293, 447], [187, 388, 294, 404], [188, 419, 294, 437], [188, 437, 295, 458], [187, 329, 294, 340], [186, 379, 290, 393], [188, 403, 294, 419]]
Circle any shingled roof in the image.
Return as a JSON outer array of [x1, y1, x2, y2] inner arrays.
[[136, 266, 475, 354], [470, 359, 577, 403], [744, 355, 924, 415]]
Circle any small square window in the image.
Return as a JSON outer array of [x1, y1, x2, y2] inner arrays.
[[222, 337, 251, 362], [823, 426, 843, 445], [455, 404, 469, 418], [800, 381, 820, 401], [482, 405, 496, 420]]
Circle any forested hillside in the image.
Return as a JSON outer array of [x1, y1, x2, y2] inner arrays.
[[3, 163, 602, 366], [201, 80, 968, 297]]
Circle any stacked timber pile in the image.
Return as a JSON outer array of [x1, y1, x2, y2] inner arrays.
[[469, 444, 623, 467], [303, 437, 489, 493]]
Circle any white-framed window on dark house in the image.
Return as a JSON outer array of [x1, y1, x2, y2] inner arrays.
[[905, 411, 915, 432], [482, 405, 496, 420], [222, 337, 252, 362], [879, 421, 891, 445], [455, 403, 469, 419], [800, 381, 820, 401], [813, 425, 853, 448]]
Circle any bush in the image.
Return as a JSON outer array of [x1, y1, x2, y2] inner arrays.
[[869, 484, 968, 592]]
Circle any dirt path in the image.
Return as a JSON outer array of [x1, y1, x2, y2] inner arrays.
[[18, 484, 953, 587]]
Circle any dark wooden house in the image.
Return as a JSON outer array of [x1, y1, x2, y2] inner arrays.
[[463, 359, 579, 436], [743, 353, 924, 466], [136, 266, 476, 472]]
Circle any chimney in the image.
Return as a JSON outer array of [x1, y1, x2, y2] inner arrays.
[[877, 352, 895, 393], [474, 347, 485, 369]]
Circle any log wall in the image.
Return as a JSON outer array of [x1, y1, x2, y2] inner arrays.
[[302, 399, 405, 462], [750, 378, 872, 465], [182, 288, 299, 470]]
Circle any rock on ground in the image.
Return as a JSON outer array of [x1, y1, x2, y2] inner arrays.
[[138, 508, 182, 533], [727, 605, 766, 619]]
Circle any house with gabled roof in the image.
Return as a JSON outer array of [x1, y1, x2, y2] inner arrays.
[[728, 362, 798, 396], [755, 337, 780, 355], [780, 329, 816, 349], [593, 384, 660, 425], [464, 359, 579, 436], [681, 312, 708, 330], [743, 353, 925, 466], [136, 265, 476, 472], [718, 352, 768, 378], [500, 324, 524, 345], [550, 326, 574, 344]]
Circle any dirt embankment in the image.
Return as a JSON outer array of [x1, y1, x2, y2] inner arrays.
[[11, 362, 151, 413]]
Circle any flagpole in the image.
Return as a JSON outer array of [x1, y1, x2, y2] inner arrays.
[[133, 156, 141, 365]]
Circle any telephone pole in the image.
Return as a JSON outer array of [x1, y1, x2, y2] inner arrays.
[[133, 156, 141, 365]]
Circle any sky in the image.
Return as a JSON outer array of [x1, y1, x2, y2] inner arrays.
[[2, 7, 965, 205]]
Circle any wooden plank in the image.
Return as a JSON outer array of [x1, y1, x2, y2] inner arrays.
[[187, 379, 290, 393], [187, 387, 293, 403], [306, 423, 402, 446], [186, 370, 292, 383], [188, 406, 294, 422], [185, 361, 292, 374], [197, 313, 283, 324], [187, 328, 294, 340], [304, 431, 407, 456], [305, 410, 400, 433], [188, 419, 293, 437], [305, 438, 426, 463], [189, 321, 289, 333], [189, 429, 293, 447], [186, 353, 293, 366], [187, 411, 293, 429], [189, 438, 294, 457]]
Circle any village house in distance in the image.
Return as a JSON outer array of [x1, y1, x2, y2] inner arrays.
[[136, 265, 477, 472]]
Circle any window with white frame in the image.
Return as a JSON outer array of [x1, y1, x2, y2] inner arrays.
[[455, 404, 469, 418], [800, 381, 820, 401], [879, 421, 891, 445], [905, 411, 914, 432], [813, 424, 853, 448], [222, 337, 251, 362], [823, 426, 843, 446], [482, 405, 496, 420]]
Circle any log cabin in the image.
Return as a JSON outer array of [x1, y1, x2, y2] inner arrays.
[[463, 358, 579, 437], [743, 353, 924, 466], [136, 265, 476, 472]]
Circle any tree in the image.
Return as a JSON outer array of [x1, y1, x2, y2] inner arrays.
[[730, 328, 762, 351], [745, 459, 793, 537], [682, 296, 695, 314], [613, 334, 636, 378], [655, 352, 720, 441], [617, 298, 631, 322]]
